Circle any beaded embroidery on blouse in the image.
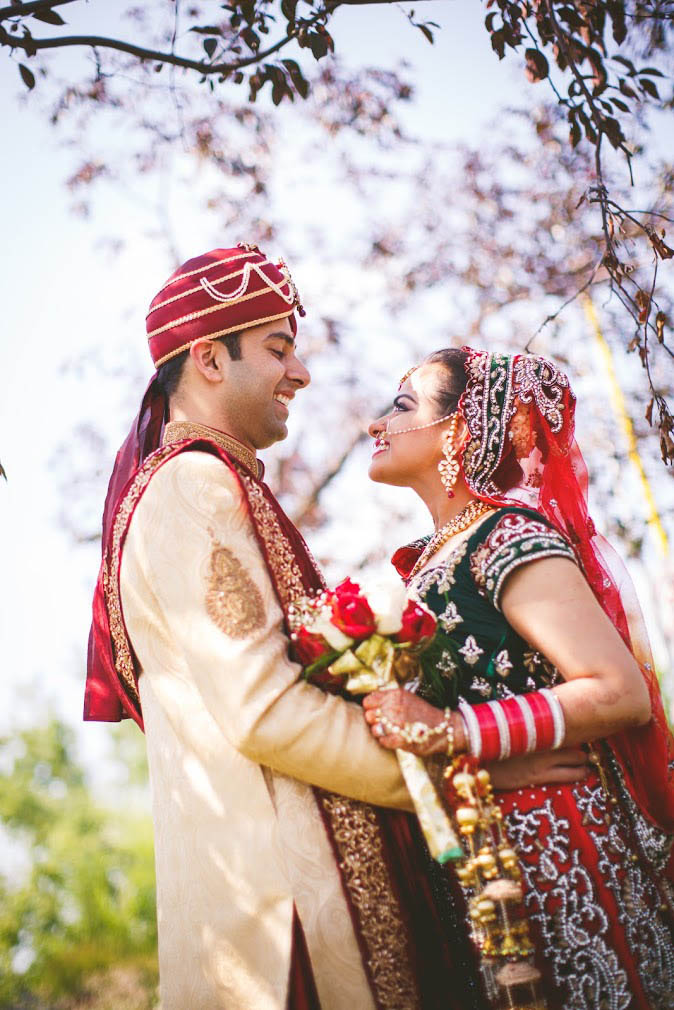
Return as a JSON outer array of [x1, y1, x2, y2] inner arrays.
[[469, 511, 577, 610], [402, 509, 572, 706]]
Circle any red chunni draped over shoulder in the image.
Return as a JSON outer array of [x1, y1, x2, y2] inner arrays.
[[84, 376, 166, 725]]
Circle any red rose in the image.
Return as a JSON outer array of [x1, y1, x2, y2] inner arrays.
[[293, 627, 331, 666], [395, 600, 437, 645], [330, 579, 376, 640]]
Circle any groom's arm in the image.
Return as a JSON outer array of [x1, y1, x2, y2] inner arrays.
[[121, 451, 413, 812]]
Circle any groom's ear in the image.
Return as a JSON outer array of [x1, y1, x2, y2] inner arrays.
[[189, 339, 227, 384]]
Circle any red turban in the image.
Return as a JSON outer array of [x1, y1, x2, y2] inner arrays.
[[147, 243, 304, 367]]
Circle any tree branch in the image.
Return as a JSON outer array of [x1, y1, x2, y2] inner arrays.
[[291, 428, 367, 527], [544, 0, 626, 157], [623, 8, 674, 19], [0, 24, 316, 73], [524, 254, 605, 352]]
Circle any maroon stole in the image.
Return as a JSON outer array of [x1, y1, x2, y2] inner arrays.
[[93, 439, 485, 1010]]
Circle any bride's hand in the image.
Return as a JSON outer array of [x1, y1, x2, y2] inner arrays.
[[363, 688, 462, 756], [363, 690, 591, 782], [487, 748, 590, 790]]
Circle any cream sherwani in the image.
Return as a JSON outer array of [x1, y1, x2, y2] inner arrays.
[[119, 425, 413, 1010]]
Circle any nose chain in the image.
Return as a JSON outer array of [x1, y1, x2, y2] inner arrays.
[[384, 413, 454, 437], [406, 500, 493, 583]]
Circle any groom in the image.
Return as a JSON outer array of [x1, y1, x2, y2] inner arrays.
[[85, 244, 440, 1010], [85, 243, 588, 1010]]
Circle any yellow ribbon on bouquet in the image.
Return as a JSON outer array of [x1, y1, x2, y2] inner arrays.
[[330, 635, 463, 863]]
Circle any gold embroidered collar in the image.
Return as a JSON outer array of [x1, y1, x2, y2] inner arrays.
[[162, 420, 261, 477]]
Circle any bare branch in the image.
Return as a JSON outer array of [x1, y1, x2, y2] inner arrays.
[[291, 429, 367, 527], [0, 22, 317, 74], [623, 8, 674, 20], [524, 255, 605, 352]]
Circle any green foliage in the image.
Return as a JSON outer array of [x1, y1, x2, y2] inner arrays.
[[0, 720, 157, 1008]]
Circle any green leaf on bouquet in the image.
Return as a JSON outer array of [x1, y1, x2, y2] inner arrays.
[[302, 648, 340, 679]]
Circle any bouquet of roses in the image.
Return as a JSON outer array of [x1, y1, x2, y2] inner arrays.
[[291, 577, 435, 686], [289, 577, 462, 863]]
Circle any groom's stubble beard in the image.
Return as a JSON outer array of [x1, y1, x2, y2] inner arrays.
[[221, 384, 287, 450], [208, 321, 309, 451], [219, 363, 290, 450]]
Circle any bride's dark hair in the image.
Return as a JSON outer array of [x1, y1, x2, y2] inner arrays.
[[426, 348, 469, 417]]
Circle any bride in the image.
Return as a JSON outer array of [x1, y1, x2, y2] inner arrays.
[[363, 347, 674, 1010]]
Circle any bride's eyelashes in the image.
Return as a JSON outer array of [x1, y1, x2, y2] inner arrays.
[[392, 396, 409, 412]]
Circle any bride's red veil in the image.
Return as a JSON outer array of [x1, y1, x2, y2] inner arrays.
[[455, 348, 674, 850]]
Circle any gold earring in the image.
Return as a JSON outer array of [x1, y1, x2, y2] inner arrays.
[[438, 415, 460, 498]]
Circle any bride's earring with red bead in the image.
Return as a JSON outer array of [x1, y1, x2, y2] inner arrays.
[[438, 414, 460, 498]]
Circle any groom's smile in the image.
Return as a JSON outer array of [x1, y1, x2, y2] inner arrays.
[[213, 321, 310, 450], [273, 391, 294, 416]]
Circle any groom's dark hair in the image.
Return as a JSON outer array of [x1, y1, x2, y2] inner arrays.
[[155, 332, 243, 401], [426, 348, 469, 417]]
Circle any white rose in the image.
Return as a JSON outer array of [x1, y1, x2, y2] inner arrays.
[[360, 576, 408, 636], [311, 609, 354, 651]]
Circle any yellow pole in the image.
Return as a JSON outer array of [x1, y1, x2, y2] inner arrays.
[[582, 294, 669, 557]]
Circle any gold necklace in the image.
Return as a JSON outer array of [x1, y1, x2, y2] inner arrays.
[[406, 500, 493, 582]]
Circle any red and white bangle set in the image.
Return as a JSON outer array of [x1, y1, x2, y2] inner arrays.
[[458, 689, 565, 762]]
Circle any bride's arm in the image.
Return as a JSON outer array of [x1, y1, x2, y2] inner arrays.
[[364, 555, 650, 757], [501, 556, 650, 742]]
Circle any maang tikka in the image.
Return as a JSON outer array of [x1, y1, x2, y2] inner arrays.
[[438, 414, 460, 498]]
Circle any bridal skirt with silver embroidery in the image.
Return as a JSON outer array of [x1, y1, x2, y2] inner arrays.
[[495, 759, 674, 1010]]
